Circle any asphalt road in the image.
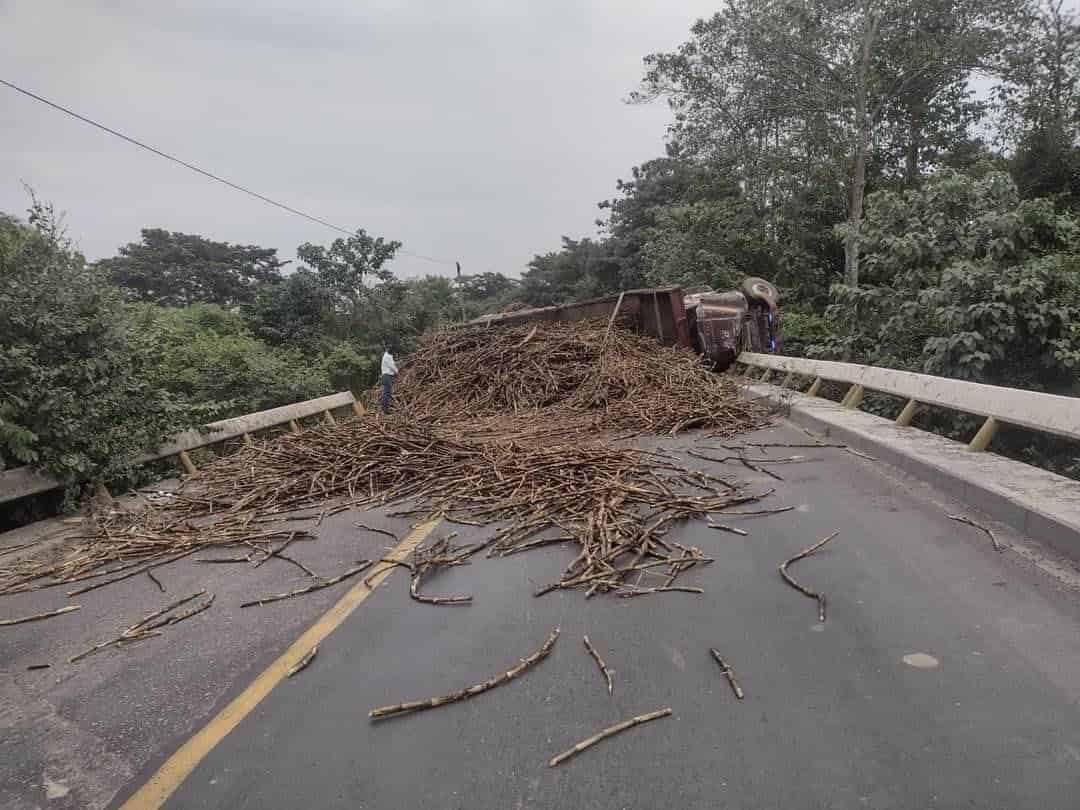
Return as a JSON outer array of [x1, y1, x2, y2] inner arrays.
[[4, 421, 1080, 809], [156, 424, 1080, 809]]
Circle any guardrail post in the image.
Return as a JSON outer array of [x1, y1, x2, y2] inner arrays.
[[895, 399, 919, 426], [352, 401, 366, 417], [841, 384, 865, 409], [968, 416, 999, 451], [322, 410, 336, 425], [780, 372, 794, 389], [289, 419, 301, 434], [242, 433, 254, 447], [177, 450, 197, 475], [759, 369, 773, 383], [806, 376, 823, 397]]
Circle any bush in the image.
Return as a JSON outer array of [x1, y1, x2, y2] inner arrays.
[[814, 171, 1080, 393], [128, 303, 333, 416], [0, 203, 190, 489]]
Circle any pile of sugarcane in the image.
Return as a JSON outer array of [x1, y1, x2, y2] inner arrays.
[[1, 321, 772, 599], [397, 320, 765, 437]]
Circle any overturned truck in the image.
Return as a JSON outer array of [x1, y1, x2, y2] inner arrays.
[[470, 278, 780, 372]]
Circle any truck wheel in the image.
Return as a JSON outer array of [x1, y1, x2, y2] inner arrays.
[[740, 277, 779, 306]]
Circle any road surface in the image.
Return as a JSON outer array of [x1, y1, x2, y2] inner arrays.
[[3, 422, 1080, 809]]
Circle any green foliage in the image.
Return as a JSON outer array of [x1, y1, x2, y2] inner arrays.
[[0, 203, 190, 487], [642, 198, 773, 292], [128, 304, 332, 416], [245, 269, 334, 350], [814, 171, 1080, 393], [458, 272, 519, 304], [321, 342, 375, 395], [521, 238, 621, 306], [296, 229, 401, 312], [99, 228, 285, 307]]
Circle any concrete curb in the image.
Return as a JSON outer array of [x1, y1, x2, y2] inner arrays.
[[744, 381, 1080, 561]]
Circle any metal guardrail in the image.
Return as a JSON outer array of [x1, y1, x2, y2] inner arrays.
[[737, 352, 1080, 450], [0, 391, 361, 505]]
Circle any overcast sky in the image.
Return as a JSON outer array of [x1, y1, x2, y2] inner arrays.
[[1, 0, 720, 278]]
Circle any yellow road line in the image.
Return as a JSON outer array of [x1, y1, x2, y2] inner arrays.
[[120, 517, 441, 810]]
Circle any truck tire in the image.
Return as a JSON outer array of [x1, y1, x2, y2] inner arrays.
[[740, 277, 779, 307]]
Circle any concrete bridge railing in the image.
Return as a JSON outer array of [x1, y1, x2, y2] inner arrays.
[[736, 352, 1080, 451], [0, 391, 362, 505]]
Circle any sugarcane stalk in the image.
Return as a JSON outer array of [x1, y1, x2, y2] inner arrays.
[[583, 634, 614, 695], [709, 648, 744, 699], [548, 707, 671, 767], [0, 605, 80, 627], [370, 627, 559, 719], [240, 562, 371, 608], [287, 644, 318, 677], [779, 531, 839, 622]]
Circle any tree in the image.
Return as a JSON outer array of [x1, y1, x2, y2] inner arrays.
[[296, 229, 401, 314], [520, 238, 621, 307], [458, 272, 519, 303], [813, 171, 1080, 390], [0, 201, 190, 489], [636, 0, 1012, 285], [995, 0, 1080, 207], [245, 269, 334, 349], [129, 303, 332, 415], [99, 229, 286, 307]]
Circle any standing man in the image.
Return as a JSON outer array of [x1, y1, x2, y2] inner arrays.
[[380, 342, 399, 414]]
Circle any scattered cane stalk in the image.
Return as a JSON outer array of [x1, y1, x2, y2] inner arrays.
[[947, 514, 1003, 552], [709, 648, 744, 699], [548, 707, 672, 767], [779, 531, 839, 622], [240, 562, 371, 608], [0, 605, 80, 627], [583, 634, 614, 694], [370, 627, 559, 720], [288, 644, 319, 677]]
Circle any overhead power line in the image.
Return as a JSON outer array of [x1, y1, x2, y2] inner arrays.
[[1, 77, 457, 267]]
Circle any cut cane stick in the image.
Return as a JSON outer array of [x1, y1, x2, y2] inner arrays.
[[583, 634, 614, 695], [370, 627, 559, 719], [0, 605, 81, 627], [709, 648, 744, 699], [779, 531, 838, 622], [548, 708, 671, 767]]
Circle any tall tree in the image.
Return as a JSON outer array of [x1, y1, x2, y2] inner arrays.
[[636, 0, 1011, 285], [1, 202, 190, 488], [99, 229, 286, 307], [296, 229, 401, 315], [995, 0, 1080, 205]]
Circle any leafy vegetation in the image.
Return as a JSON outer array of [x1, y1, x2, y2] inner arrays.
[[0, 202, 191, 491], [2, 0, 1078, 510]]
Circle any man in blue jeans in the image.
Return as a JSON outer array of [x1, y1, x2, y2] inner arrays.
[[380, 342, 399, 413]]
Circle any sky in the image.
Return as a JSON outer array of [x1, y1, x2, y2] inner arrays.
[[0, 0, 720, 278]]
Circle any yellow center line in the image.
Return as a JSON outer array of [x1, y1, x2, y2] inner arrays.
[[120, 517, 442, 810]]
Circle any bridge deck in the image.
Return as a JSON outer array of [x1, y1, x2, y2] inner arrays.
[[2, 422, 1079, 809]]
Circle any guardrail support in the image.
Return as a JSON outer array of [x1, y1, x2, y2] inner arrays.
[[352, 401, 366, 417], [896, 399, 919, 426], [780, 372, 794, 389], [759, 369, 773, 383], [322, 409, 336, 425], [242, 433, 254, 447], [841, 384, 865, 409], [806, 376, 823, 397], [289, 419, 301, 434], [177, 450, 197, 476], [968, 416, 999, 452]]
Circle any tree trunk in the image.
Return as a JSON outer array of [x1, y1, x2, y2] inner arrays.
[[844, 133, 868, 287], [905, 106, 923, 186], [844, 3, 881, 289]]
